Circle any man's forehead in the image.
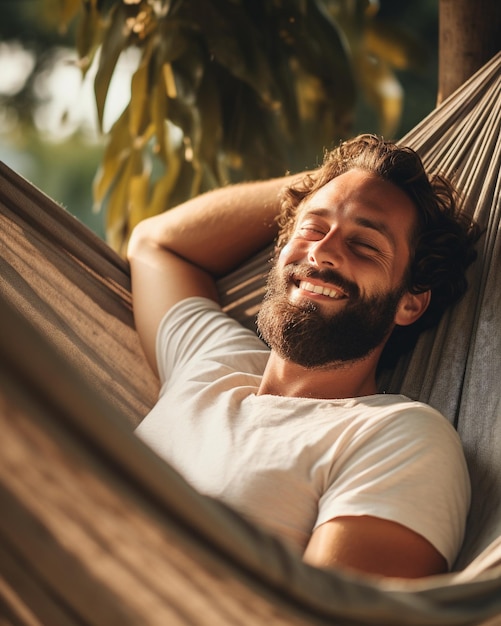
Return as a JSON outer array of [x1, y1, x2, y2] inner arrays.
[[298, 170, 418, 220]]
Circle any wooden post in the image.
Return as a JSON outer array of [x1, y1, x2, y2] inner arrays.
[[438, 0, 501, 103]]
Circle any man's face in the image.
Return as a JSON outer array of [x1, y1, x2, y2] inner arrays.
[[257, 168, 418, 368]]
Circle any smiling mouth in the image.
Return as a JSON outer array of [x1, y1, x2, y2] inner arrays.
[[298, 280, 347, 300]]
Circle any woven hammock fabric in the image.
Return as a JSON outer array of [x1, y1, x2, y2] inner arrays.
[[0, 53, 500, 625], [0, 172, 159, 426]]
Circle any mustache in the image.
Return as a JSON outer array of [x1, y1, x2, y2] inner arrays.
[[283, 263, 360, 299]]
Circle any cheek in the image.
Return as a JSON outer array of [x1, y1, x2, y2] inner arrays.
[[279, 243, 293, 260], [279, 240, 305, 265]]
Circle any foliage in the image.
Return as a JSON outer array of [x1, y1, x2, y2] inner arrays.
[[54, 0, 427, 254]]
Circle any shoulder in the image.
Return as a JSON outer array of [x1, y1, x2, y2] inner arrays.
[[156, 297, 269, 382], [357, 394, 462, 445], [327, 394, 471, 520], [158, 296, 266, 351], [316, 395, 471, 569], [361, 395, 468, 475]]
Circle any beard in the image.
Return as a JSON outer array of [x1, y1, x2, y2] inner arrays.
[[256, 262, 405, 369]]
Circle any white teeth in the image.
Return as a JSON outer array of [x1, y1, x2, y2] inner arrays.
[[299, 281, 344, 299]]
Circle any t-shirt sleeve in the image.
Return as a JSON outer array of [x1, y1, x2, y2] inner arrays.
[[314, 404, 471, 569], [155, 297, 269, 384]]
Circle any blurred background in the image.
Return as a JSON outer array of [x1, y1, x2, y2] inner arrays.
[[1, 0, 440, 247]]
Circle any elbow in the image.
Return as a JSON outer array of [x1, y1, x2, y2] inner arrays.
[[126, 221, 146, 263], [127, 218, 161, 264]]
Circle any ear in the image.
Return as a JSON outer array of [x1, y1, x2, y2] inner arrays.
[[394, 290, 431, 327]]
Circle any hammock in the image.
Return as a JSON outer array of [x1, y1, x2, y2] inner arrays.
[[0, 52, 500, 625]]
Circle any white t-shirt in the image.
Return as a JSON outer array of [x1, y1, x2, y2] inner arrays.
[[136, 297, 470, 568]]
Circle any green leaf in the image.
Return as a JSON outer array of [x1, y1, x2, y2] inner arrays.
[[55, 0, 82, 34], [129, 41, 154, 138], [281, 0, 356, 118], [147, 150, 183, 217], [197, 68, 226, 186], [221, 81, 288, 179], [186, 0, 279, 107], [93, 107, 131, 205], [75, 0, 100, 74], [127, 170, 150, 234], [94, 2, 129, 130], [150, 67, 170, 162], [105, 147, 143, 251]]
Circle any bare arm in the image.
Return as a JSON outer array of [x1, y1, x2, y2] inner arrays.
[[303, 516, 447, 579], [127, 176, 295, 373]]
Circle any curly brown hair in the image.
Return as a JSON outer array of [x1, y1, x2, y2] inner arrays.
[[277, 134, 482, 367]]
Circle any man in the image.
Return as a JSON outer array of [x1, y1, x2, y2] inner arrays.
[[127, 135, 479, 579]]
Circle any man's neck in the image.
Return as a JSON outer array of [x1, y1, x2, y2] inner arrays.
[[257, 350, 382, 400]]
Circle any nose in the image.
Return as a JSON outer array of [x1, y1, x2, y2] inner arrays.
[[307, 231, 343, 268]]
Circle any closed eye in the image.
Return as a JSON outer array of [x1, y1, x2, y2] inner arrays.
[[349, 239, 382, 256], [297, 225, 327, 241]]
